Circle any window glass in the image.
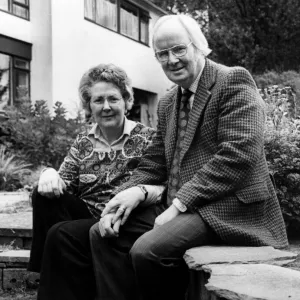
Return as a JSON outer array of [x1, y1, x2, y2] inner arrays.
[[15, 69, 29, 100], [84, 0, 149, 45], [14, 58, 30, 70], [95, 0, 117, 31], [14, 0, 28, 5], [120, 3, 138, 40], [84, 0, 96, 21], [12, 4, 28, 18], [140, 15, 149, 44], [0, 0, 8, 11], [0, 53, 11, 107]]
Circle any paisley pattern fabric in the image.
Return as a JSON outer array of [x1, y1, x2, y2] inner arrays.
[[58, 122, 155, 218]]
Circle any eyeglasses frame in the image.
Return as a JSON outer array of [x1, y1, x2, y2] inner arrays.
[[155, 42, 193, 62]]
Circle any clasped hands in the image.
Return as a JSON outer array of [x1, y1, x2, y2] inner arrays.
[[99, 187, 181, 238]]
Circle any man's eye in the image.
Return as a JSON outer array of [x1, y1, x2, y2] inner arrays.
[[157, 51, 168, 58], [173, 46, 186, 54]]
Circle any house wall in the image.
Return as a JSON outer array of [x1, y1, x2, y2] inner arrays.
[[0, 0, 172, 126], [50, 0, 172, 120]]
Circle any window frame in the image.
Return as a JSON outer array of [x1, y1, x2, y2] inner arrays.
[[0, 0, 30, 20], [84, 0, 150, 46], [13, 56, 30, 104], [0, 52, 31, 105]]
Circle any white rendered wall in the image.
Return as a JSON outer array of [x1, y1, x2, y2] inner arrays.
[[30, 0, 53, 106], [50, 0, 172, 117], [0, 10, 32, 42]]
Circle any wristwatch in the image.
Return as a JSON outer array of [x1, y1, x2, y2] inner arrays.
[[137, 185, 148, 201], [172, 198, 187, 212]]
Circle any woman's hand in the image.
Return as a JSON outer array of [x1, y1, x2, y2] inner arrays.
[[98, 213, 122, 238], [101, 187, 145, 225], [154, 204, 180, 228], [38, 168, 66, 199]]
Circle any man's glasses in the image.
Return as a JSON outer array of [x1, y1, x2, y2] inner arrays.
[[155, 42, 193, 62]]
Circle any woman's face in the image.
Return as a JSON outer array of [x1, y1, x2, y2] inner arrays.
[[90, 81, 126, 132]]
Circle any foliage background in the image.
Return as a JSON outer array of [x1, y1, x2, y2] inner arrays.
[[0, 100, 86, 170], [152, 0, 300, 74]]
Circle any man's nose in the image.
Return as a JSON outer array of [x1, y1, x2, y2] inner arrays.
[[102, 99, 111, 110], [168, 51, 179, 64]]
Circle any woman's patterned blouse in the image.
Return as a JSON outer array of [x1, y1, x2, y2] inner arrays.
[[58, 122, 156, 219]]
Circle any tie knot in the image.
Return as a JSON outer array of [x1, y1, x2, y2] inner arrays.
[[181, 89, 192, 105], [182, 89, 192, 97]]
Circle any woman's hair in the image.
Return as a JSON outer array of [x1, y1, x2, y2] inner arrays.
[[152, 14, 212, 57], [79, 63, 134, 120]]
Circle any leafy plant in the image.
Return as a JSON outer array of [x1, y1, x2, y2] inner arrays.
[[0, 146, 32, 191], [1, 100, 87, 170], [255, 71, 300, 115], [263, 86, 300, 234]]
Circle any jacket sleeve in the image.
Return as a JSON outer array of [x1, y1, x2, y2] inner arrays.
[[113, 101, 168, 196], [176, 67, 266, 209]]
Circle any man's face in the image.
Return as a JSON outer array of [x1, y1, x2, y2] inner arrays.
[[154, 21, 203, 89]]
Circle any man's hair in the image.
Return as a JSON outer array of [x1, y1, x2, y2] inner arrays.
[[78, 63, 134, 121], [152, 15, 211, 57]]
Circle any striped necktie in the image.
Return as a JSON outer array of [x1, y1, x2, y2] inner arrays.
[[167, 89, 192, 205]]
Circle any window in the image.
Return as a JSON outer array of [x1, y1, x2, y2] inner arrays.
[[0, 35, 31, 106], [0, 54, 30, 106], [84, 0, 150, 45], [0, 0, 30, 20]]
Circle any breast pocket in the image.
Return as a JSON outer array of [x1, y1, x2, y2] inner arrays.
[[235, 182, 271, 204]]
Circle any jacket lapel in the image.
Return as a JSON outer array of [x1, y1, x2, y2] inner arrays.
[[165, 87, 181, 169], [180, 59, 217, 163]]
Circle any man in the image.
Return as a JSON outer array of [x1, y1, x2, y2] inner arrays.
[[90, 14, 288, 300]]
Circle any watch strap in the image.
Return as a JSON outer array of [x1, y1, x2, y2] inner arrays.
[[137, 185, 148, 201]]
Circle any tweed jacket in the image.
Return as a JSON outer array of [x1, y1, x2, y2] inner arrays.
[[114, 59, 288, 248]]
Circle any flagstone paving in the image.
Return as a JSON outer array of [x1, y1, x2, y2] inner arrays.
[[0, 211, 32, 229]]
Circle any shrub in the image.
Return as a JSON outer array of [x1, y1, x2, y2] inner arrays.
[[0, 146, 32, 191], [0, 100, 87, 170], [262, 86, 300, 234], [254, 70, 300, 115]]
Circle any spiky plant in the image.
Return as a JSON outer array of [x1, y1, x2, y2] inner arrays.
[[0, 146, 32, 191]]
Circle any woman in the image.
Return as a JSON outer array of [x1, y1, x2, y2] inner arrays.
[[28, 63, 162, 300]]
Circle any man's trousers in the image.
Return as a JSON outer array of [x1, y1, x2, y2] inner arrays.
[[90, 203, 219, 300]]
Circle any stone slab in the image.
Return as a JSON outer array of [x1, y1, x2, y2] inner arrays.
[[204, 263, 300, 300], [0, 250, 30, 264], [184, 246, 297, 270], [2, 268, 39, 290], [0, 212, 32, 230]]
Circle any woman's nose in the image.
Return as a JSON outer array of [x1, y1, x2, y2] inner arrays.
[[102, 99, 111, 111]]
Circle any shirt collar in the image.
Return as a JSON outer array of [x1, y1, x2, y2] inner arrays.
[[88, 116, 134, 141]]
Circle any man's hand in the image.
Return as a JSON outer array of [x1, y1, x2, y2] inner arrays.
[[98, 213, 122, 238], [101, 187, 145, 225], [154, 204, 181, 228], [38, 168, 66, 199]]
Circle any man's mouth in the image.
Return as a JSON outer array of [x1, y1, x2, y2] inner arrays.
[[170, 66, 184, 72]]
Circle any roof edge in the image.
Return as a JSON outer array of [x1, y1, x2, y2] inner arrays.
[[129, 0, 168, 16]]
